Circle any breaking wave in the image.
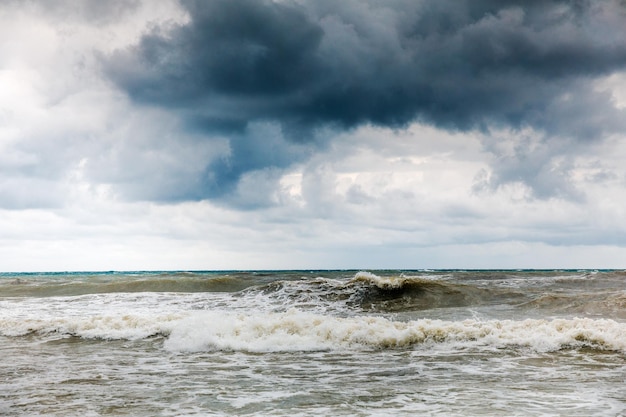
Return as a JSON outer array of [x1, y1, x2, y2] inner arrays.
[[164, 311, 626, 353], [4, 270, 622, 317], [3, 310, 624, 354], [247, 271, 524, 312], [0, 313, 183, 340]]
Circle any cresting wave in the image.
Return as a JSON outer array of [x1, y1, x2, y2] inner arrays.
[[349, 271, 442, 289], [4, 271, 624, 316], [251, 271, 524, 312], [165, 311, 626, 353], [2, 310, 624, 354]]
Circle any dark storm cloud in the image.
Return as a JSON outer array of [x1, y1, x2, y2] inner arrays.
[[105, 0, 626, 202], [195, 122, 316, 204]]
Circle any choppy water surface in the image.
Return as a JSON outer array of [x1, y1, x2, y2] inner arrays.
[[1, 270, 625, 416]]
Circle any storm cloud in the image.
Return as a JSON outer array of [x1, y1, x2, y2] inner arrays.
[[4, 0, 626, 269], [103, 0, 626, 203], [107, 0, 626, 129]]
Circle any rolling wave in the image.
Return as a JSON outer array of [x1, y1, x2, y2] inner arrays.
[[247, 271, 525, 312], [2, 271, 624, 319], [165, 311, 626, 353], [2, 309, 623, 354], [518, 292, 626, 319], [0, 272, 256, 297]]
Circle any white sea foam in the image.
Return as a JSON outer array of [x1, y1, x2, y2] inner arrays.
[[349, 270, 454, 289], [0, 313, 185, 339], [164, 309, 626, 353], [3, 303, 624, 353], [350, 270, 409, 289]]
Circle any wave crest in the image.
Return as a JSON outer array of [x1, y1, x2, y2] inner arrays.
[[4, 308, 624, 354], [344, 271, 511, 312], [164, 310, 626, 353]]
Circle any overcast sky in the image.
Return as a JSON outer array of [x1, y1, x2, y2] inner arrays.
[[2, 0, 626, 271]]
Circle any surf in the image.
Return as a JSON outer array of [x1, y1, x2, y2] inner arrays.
[[3, 306, 624, 354]]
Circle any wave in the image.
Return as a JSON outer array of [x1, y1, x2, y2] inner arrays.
[[164, 311, 626, 353], [248, 271, 524, 313], [0, 272, 257, 297], [3, 309, 624, 354], [3, 271, 624, 319], [518, 292, 626, 319]]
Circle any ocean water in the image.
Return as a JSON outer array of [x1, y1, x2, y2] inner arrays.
[[1, 270, 625, 416]]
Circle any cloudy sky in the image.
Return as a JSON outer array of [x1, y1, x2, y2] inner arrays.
[[2, 0, 626, 271]]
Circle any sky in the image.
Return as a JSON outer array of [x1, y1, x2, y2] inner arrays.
[[2, 0, 626, 271]]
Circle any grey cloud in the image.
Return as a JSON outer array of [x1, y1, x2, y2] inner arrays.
[[196, 122, 316, 206], [0, 129, 93, 209], [104, 0, 626, 204]]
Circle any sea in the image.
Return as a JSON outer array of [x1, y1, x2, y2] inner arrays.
[[0, 270, 625, 416]]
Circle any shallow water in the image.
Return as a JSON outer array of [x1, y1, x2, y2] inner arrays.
[[1, 270, 625, 416]]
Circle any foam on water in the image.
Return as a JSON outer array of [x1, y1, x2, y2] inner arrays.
[[3, 300, 624, 354], [164, 310, 626, 353], [0, 312, 184, 339]]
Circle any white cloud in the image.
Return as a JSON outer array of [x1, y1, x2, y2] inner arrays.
[[596, 71, 626, 110]]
